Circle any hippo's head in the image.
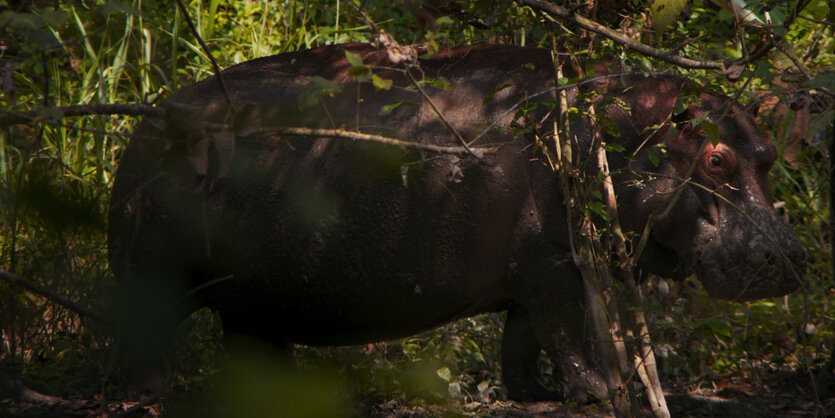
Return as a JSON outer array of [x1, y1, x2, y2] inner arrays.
[[614, 85, 806, 302]]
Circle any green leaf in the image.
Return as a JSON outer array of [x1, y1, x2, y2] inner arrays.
[[647, 148, 660, 167], [483, 83, 512, 104], [379, 98, 402, 116], [768, 6, 786, 26], [299, 76, 342, 110], [344, 50, 364, 68], [701, 121, 720, 145], [768, 7, 788, 37], [96, 1, 142, 16], [347, 66, 370, 81], [429, 77, 454, 91], [372, 74, 393, 90], [436, 367, 452, 382], [673, 97, 689, 115], [604, 142, 625, 152], [707, 319, 732, 338], [587, 201, 611, 221], [601, 118, 621, 137], [39, 9, 69, 27], [435, 16, 455, 26], [26, 28, 60, 46], [0, 11, 40, 31]]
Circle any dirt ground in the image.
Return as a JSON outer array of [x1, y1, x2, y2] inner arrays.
[[2, 364, 832, 417], [367, 366, 833, 417]]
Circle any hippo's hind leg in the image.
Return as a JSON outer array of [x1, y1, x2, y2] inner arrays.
[[507, 256, 608, 403], [502, 306, 562, 401]]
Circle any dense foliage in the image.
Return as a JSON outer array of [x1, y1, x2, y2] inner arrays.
[[0, 0, 832, 415]]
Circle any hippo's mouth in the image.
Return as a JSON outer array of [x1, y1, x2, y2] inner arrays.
[[691, 215, 805, 302], [639, 236, 693, 280]]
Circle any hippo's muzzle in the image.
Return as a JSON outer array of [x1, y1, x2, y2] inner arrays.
[[693, 206, 806, 301]]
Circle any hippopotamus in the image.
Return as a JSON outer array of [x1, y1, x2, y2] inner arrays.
[[108, 43, 806, 402]]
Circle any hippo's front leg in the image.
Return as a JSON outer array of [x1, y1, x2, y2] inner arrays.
[[506, 256, 608, 403]]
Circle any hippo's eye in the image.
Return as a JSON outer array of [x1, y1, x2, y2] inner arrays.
[[701, 146, 737, 181]]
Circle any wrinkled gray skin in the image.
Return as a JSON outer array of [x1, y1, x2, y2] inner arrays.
[[109, 44, 806, 402]]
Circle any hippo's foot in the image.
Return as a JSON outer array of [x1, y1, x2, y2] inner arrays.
[[563, 382, 606, 405], [505, 258, 610, 404]]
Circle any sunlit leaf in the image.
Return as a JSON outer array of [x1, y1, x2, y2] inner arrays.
[[372, 73, 393, 90], [436, 367, 452, 382], [344, 49, 364, 67], [379, 98, 402, 116]]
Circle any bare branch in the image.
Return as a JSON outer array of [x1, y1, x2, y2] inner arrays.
[[517, 0, 813, 73], [0, 103, 164, 127], [401, 68, 481, 159], [174, 0, 236, 112], [1, 102, 491, 157], [0, 270, 109, 324], [239, 126, 498, 157]]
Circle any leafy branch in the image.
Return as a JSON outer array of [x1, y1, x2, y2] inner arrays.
[[350, 4, 481, 159], [515, 0, 813, 75]]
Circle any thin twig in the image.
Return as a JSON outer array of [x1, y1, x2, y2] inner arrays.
[[173, 0, 236, 112], [0, 104, 164, 127], [516, 0, 812, 72], [797, 15, 835, 26], [774, 43, 813, 80], [630, 137, 709, 267], [402, 69, 479, 158], [176, 275, 234, 304], [470, 72, 662, 147], [632, 170, 807, 287], [349, 4, 480, 159], [232, 126, 498, 157], [37, 119, 130, 140], [516, 0, 726, 70]]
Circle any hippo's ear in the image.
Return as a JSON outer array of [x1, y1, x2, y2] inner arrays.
[[744, 100, 760, 117], [671, 103, 694, 124], [668, 103, 707, 143]]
